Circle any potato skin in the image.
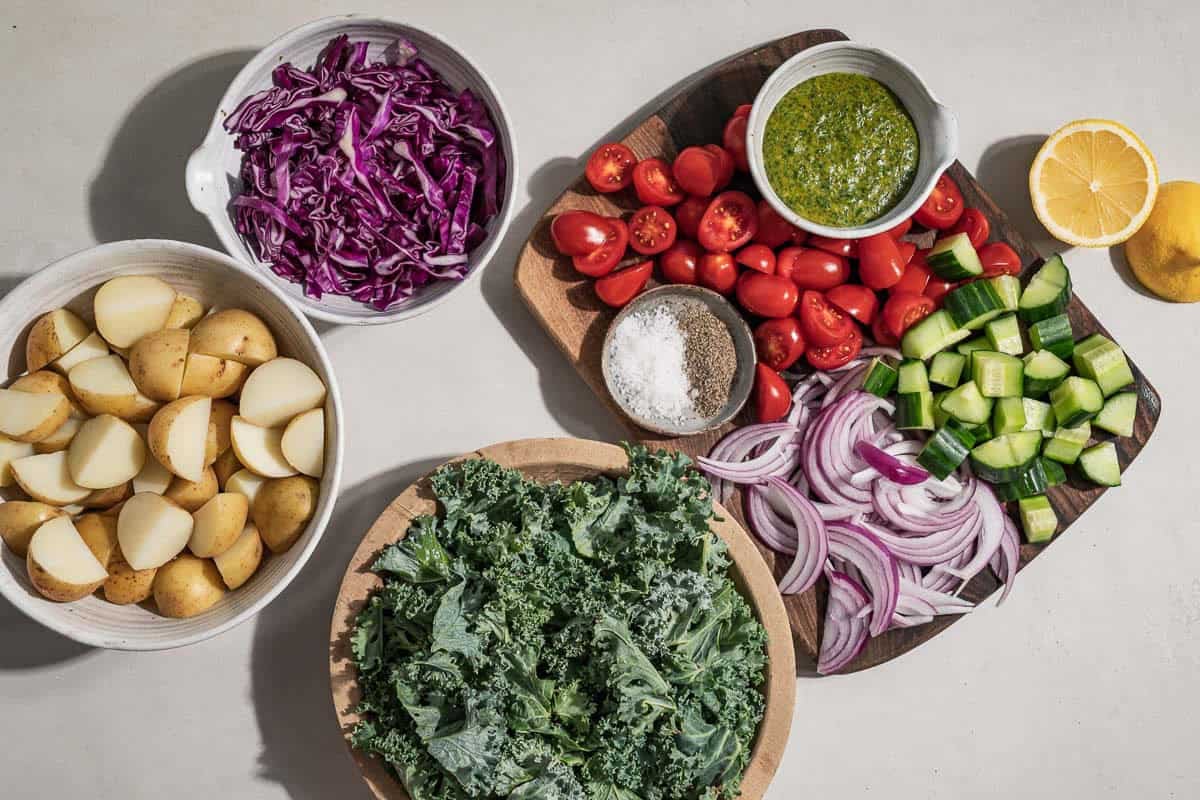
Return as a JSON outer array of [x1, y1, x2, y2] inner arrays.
[[163, 467, 218, 513], [103, 558, 156, 605], [26, 309, 89, 373], [153, 555, 225, 618], [0, 502, 62, 558], [76, 512, 120, 566], [164, 295, 205, 330], [188, 309, 278, 366], [82, 481, 133, 510], [129, 328, 189, 402], [252, 475, 320, 554], [213, 524, 263, 590], [178, 355, 247, 398], [189, 493, 249, 558], [212, 448, 242, 489], [27, 550, 105, 602]]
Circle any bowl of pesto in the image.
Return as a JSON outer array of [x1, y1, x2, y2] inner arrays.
[[746, 41, 958, 238]]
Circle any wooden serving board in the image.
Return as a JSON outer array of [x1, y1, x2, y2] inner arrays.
[[513, 29, 1162, 673]]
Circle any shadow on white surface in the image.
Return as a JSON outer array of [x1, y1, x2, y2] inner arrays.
[[249, 456, 451, 799], [975, 134, 1061, 258], [1108, 243, 1160, 301], [0, 596, 94, 670]]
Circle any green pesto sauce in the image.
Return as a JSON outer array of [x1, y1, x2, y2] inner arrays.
[[763, 73, 919, 227]]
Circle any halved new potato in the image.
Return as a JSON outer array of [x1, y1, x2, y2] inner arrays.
[[189, 492, 249, 558], [153, 555, 225, 618], [128, 328, 189, 402], [209, 400, 236, 455], [212, 448, 241, 488], [280, 408, 324, 478], [230, 416, 296, 478], [252, 475, 319, 554], [10, 451, 91, 505], [104, 558, 156, 604], [164, 294, 205, 329], [82, 481, 133, 510], [74, 512, 156, 604], [27, 516, 109, 601], [163, 467, 218, 512], [10, 370, 85, 417], [0, 501, 62, 558], [33, 417, 84, 454], [188, 309, 277, 366], [238, 358, 326, 428], [93, 275, 176, 348], [213, 523, 263, 590], [117, 492, 194, 570], [51, 331, 110, 376], [178, 353, 248, 399], [69, 354, 160, 421], [67, 415, 146, 489], [76, 512, 120, 566], [132, 453, 173, 496], [0, 437, 36, 487], [147, 396, 211, 482], [26, 308, 90, 372], [224, 469, 266, 505], [0, 389, 70, 443]]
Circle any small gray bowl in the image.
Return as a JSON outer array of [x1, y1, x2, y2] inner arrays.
[[601, 286, 755, 437]]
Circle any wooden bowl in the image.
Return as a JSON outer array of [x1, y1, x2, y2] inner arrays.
[[329, 438, 795, 800]]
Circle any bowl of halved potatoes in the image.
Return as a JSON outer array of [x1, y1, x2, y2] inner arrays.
[[0, 239, 342, 650]]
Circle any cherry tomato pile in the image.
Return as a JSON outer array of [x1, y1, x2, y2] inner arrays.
[[554, 106, 1021, 425]]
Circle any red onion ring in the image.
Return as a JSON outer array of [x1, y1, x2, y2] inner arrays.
[[818, 570, 871, 675], [827, 522, 899, 637], [766, 476, 827, 596]]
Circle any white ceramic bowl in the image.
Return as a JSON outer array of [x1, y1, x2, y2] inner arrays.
[[185, 14, 518, 325], [0, 240, 343, 650], [746, 41, 958, 239]]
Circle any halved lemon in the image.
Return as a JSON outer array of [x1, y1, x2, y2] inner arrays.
[[1029, 119, 1158, 247]]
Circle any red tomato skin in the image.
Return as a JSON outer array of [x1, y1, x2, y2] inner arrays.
[[660, 240, 701, 285], [870, 315, 900, 347], [753, 200, 797, 248], [736, 273, 799, 318], [704, 144, 735, 190], [674, 196, 708, 239], [807, 325, 863, 370], [632, 158, 684, 206], [735, 243, 776, 274], [697, 252, 739, 294], [672, 147, 721, 197], [754, 317, 806, 370], [857, 234, 906, 290], [594, 261, 653, 307], [797, 290, 854, 347], [881, 292, 936, 339], [826, 284, 879, 325], [733, 103, 752, 119], [723, 114, 750, 172], [977, 242, 1023, 277], [892, 252, 933, 296], [698, 191, 758, 252], [948, 207, 990, 248], [551, 210, 611, 256], [914, 173, 965, 229], [775, 247, 849, 291], [754, 364, 792, 423], [924, 278, 957, 307], [808, 235, 858, 259], [584, 143, 636, 194], [628, 206, 677, 256], [571, 218, 628, 278], [897, 241, 916, 265], [885, 217, 913, 239]]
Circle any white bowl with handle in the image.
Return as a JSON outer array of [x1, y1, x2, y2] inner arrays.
[[0, 239, 343, 650]]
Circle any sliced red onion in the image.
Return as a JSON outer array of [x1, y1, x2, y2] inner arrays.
[[989, 515, 1020, 604], [817, 570, 871, 675], [857, 512, 981, 566], [803, 392, 892, 511], [744, 486, 797, 556], [931, 483, 1006, 584], [827, 522, 899, 637], [766, 476, 828, 595], [853, 441, 929, 486]]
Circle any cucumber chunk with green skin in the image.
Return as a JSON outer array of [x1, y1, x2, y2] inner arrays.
[[929, 351, 966, 387], [972, 351, 1023, 397], [1078, 441, 1122, 487], [1028, 314, 1074, 360], [989, 274, 1021, 312], [1040, 457, 1067, 487], [861, 357, 899, 398], [897, 360, 930, 394], [993, 397, 1027, 434], [901, 310, 971, 360], [896, 391, 935, 430], [1043, 422, 1091, 464], [927, 232, 984, 281], [932, 390, 951, 428], [993, 458, 1050, 501], [917, 423, 974, 480], [1093, 391, 1137, 437], [1018, 254, 1072, 323], [1021, 397, 1056, 437], [1019, 495, 1058, 543], [965, 420, 993, 444], [969, 430, 1043, 483], [944, 280, 1005, 330], [984, 314, 1024, 356], [1049, 376, 1104, 427], [940, 380, 994, 425], [955, 336, 991, 374], [1022, 349, 1071, 396], [1073, 333, 1135, 397]]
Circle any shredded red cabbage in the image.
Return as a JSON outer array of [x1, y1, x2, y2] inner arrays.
[[224, 35, 506, 310]]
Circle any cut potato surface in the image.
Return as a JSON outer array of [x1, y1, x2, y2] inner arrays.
[[224, 469, 267, 505], [27, 516, 109, 602], [0, 388, 71, 443], [230, 416, 296, 478], [68, 355, 140, 417], [132, 452, 173, 496], [148, 396, 211, 482], [153, 555, 226, 618], [10, 451, 92, 505], [26, 308, 90, 373], [93, 275, 176, 348], [164, 294, 205, 329], [33, 416, 84, 454], [163, 468, 218, 512], [252, 475, 319, 554], [10, 370, 86, 417], [213, 523, 263, 590], [281, 407, 324, 477], [178, 353, 248, 399], [118, 492, 194, 570], [52, 331, 110, 376], [239, 358, 327, 428], [189, 492, 249, 558], [0, 501, 62, 558], [129, 328, 189, 402], [189, 309, 278, 366], [67, 415, 146, 489], [0, 437, 36, 487]]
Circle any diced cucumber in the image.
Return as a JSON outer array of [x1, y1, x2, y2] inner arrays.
[[901, 310, 970, 361], [897, 360, 930, 394], [993, 458, 1050, 502], [944, 280, 1005, 330], [932, 390, 951, 428], [917, 423, 974, 480], [861, 357, 899, 398], [1017, 254, 1072, 323], [1022, 349, 1070, 397], [955, 336, 990, 374], [1019, 495, 1058, 543], [1028, 314, 1074, 360], [1073, 333, 1134, 397], [972, 351, 1023, 398], [984, 313, 1024, 356], [940, 380, 994, 425], [927, 232, 984, 281], [1043, 422, 1091, 464], [993, 397, 1027, 434], [1093, 391, 1137, 437], [1021, 397, 1055, 437], [929, 351, 966, 388], [1078, 441, 1121, 487], [989, 274, 1021, 312], [1040, 457, 1067, 488], [965, 420, 994, 443], [896, 391, 935, 430], [1049, 376, 1104, 427], [969, 430, 1043, 483]]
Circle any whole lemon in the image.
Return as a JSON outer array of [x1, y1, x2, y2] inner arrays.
[[1125, 180, 1200, 302]]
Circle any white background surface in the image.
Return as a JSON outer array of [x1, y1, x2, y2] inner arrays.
[[2, 1, 1198, 797]]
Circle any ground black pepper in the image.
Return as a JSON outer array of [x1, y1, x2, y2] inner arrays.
[[679, 304, 737, 419]]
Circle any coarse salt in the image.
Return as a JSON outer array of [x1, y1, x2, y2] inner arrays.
[[606, 304, 695, 423]]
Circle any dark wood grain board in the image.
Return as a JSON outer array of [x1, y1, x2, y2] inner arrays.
[[513, 29, 1162, 674]]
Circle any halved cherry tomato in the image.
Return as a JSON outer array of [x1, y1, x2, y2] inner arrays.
[[674, 196, 708, 239], [571, 218, 628, 278], [870, 314, 899, 347], [628, 206, 677, 255], [807, 325, 862, 371], [672, 146, 722, 197], [776, 247, 849, 290], [660, 240, 701, 285], [723, 113, 750, 172], [736, 273, 799, 318], [924, 278, 957, 306], [698, 191, 758, 252], [704, 144, 735, 190], [632, 157, 684, 206], [948, 207, 990, 248], [977, 242, 1022, 277], [733, 103, 752, 119], [753, 200, 797, 248], [858, 233, 906, 290], [698, 252, 738, 294], [826, 284, 878, 325], [914, 173, 964, 229], [798, 290, 854, 347], [754, 317, 806, 370], [881, 292, 935, 339], [594, 260, 652, 307], [897, 241, 916, 265], [885, 217, 913, 239], [808, 235, 858, 259], [754, 364, 792, 422], [891, 251, 932, 295], [584, 143, 636, 194], [551, 210, 611, 256], [735, 243, 776, 274]]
